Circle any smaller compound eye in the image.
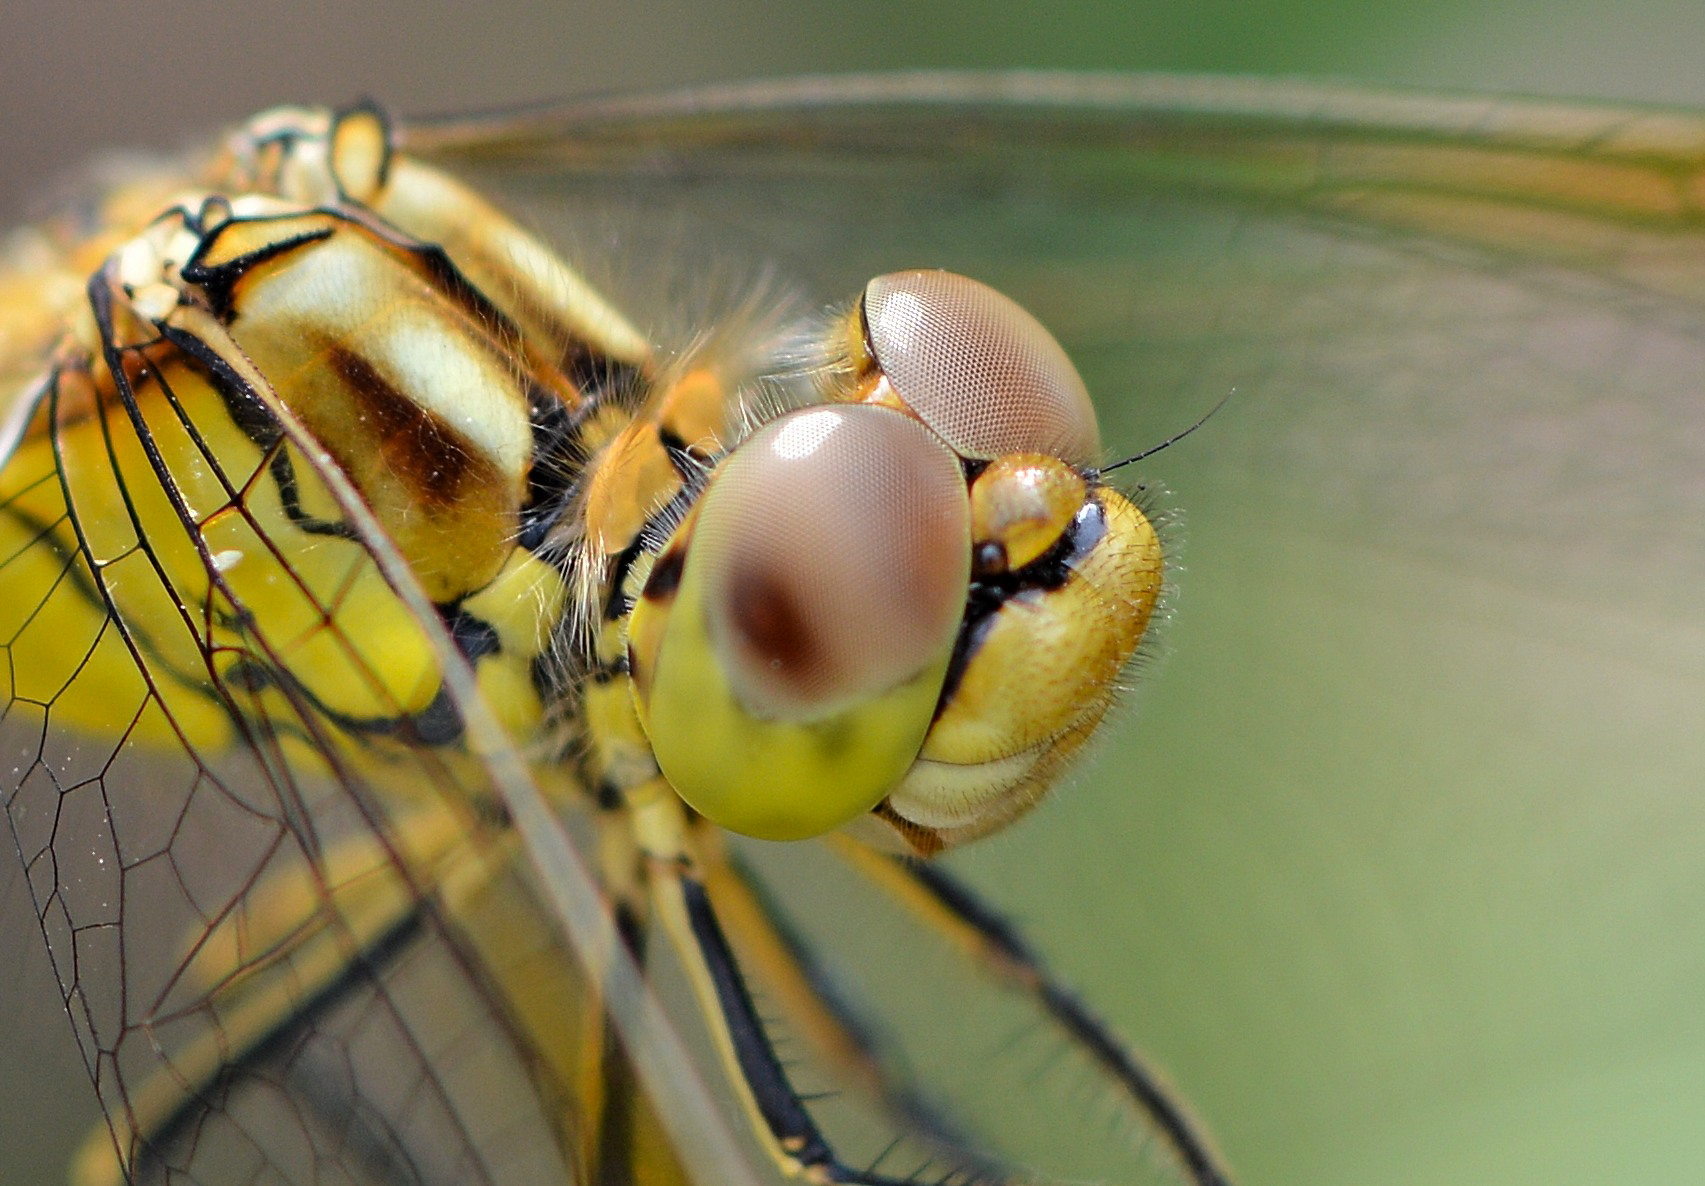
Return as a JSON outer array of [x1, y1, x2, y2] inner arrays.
[[862, 270, 1101, 465]]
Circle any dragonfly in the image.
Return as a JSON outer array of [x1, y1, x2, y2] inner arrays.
[[5, 73, 1705, 1186]]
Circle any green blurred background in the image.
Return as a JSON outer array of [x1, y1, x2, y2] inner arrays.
[[6, 3, 1705, 1185]]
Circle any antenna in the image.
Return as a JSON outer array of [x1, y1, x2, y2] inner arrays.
[[1096, 389, 1233, 476]]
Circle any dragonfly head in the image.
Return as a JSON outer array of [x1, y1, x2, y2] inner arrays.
[[628, 271, 1163, 852]]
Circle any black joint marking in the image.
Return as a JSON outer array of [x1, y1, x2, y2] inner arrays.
[[611, 898, 646, 960], [528, 652, 569, 710], [407, 690, 466, 747], [158, 325, 286, 448], [180, 219, 337, 321], [566, 355, 644, 404], [163, 310, 410, 539], [594, 779, 624, 810], [605, 475, 709, 625], [442, 606, 502, 663], [400, 607, 501, 746], [656, 426, 701, 479], [267, 448, 361, 539], [587, 654, 631, 685], [601, 534, 656, 622], [518, 390, 593, 552]]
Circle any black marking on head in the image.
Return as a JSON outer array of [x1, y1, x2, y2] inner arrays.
[[935, 496, 1108, 720], [643, 546, 686, 602]]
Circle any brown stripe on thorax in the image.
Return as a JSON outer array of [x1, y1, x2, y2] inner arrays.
[[324, 341, 494, 511]]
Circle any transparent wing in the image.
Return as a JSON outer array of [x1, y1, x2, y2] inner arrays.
[[0, 266, 747, 1184], [408, 74, 1705, 1181]]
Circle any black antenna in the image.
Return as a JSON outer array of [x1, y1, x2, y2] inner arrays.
[[1095, 389, 1233, 476]]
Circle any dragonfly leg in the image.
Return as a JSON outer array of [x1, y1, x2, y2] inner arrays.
[[635, 785, 984, 1185], [694, 825, 1012, 1179], [828, 836, 1236, 1186]]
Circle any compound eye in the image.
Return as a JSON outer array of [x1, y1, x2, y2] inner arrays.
[[697, 405, 969, 719], [631, 404, 972, 841], [863, 270, 1101, 464]]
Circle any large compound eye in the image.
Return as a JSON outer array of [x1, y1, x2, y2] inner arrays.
[[629, 404, 971, 841], [862, 270, 1101, 464], [699, 406, 969, 718]]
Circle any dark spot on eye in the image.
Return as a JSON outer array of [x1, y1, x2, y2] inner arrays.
[[643, 546, 685, 601], [727, 567, 817, 692]]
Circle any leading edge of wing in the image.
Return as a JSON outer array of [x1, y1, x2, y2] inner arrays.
[[400, 70, 1705, 159], [400, 71, 1705, 304]]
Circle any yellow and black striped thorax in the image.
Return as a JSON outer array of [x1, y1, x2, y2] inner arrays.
[[0, 106, 655, 783]]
